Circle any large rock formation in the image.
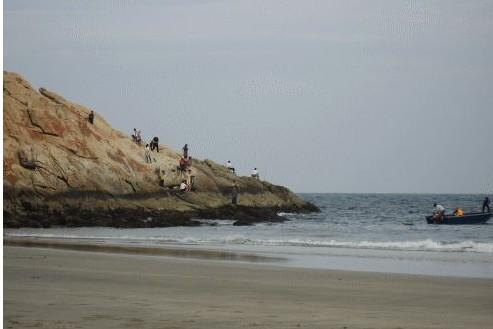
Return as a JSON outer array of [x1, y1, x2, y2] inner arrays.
[[3, 71, 318, 228]]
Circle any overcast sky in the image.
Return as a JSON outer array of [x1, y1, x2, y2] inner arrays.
[[4, 0, 493, 193]]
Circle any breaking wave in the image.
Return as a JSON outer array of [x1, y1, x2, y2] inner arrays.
[[5, 231, 493, 253]]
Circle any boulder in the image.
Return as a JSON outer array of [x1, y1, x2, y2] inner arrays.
[[3, 71, 319, 227]]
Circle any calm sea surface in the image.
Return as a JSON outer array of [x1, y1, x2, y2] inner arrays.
[[5, 194, 493, 278]]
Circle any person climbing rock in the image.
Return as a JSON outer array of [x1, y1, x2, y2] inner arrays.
[[178, 156, 187, 172], [156, 167, 165, 187], [231, 180, 240, 205], [88, 111, 94, 124], [144, 144, 152, 163], [150, 136, 159, 152]]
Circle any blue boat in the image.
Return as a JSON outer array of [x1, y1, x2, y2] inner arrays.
[[426, 212, 492, 225]]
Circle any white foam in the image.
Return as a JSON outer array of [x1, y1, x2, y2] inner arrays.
[[5, 231, 493, 253]]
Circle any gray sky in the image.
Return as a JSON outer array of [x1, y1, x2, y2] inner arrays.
[[4, 0, 493, 193]]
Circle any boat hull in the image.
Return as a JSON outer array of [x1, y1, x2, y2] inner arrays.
[[426, 212, 492, 225]]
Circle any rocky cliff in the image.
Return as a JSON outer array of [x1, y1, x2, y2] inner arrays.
[[3, 71, 318, 228]]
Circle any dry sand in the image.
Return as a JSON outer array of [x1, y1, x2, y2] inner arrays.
[[4, 245, 493, 329]]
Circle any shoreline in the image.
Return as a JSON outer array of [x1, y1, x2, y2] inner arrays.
[[5, 245, 493, 329], [3, 236, 287, 264], [5, 236, 493, 279]]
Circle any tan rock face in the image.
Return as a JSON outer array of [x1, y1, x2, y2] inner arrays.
[[3, 71, 318, 227]]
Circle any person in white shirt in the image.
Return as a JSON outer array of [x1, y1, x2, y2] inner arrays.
[[251, 168, 259, 180], [433, 203, 446, 223], [186, 168, 196, 191], [179, 180, 188, 192], [144, 144, 152, 163], [226, 160, 235, 174]]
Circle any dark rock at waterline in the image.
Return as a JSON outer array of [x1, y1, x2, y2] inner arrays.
[[3, 204, 292, 228]]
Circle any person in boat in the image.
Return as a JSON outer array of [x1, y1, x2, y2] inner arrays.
[[482, 197, 491, 213], [453, 208, 464, 217], [432, 203, 445, 223]]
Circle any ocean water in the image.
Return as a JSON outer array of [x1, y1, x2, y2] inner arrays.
[[5, 194, 493, 278]]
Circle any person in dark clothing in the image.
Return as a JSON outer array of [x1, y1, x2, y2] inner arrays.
[[231, 181, 239, 205], [88, 111, 94, 124], [150, 137, 159, 152], [183, 144, 189, 158], [483, 197, 491, 213], [136, 130, 142, 145]]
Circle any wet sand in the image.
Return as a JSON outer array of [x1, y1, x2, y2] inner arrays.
[[4, 245, 493, 329]]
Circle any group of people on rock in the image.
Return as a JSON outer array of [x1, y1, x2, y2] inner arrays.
[[226, 160, 260, 180], [85, 113, 251, 201], [129, 127, 260, 197], [139, 135, 195, 191], [432, 197, 490, 223], [131, 128, 159, 154]]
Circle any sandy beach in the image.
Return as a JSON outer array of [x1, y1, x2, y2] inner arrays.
[[4, 244, 493, 329]]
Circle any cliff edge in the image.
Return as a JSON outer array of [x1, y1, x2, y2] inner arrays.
[[3, 71, 318, 228]]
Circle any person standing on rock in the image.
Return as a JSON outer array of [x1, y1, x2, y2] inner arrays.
[[251, 168, 259, 180], [88, 111, 94, 124], [178, 156, 187, 172], [483, 196, 491, 213], [144, 144, 152, 163], [231, 180, 240, 205], [186, 168, 196, 192], [227, 160, 235, 174], [136, 130, 142, 145], [183, 144, 189, 158]]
